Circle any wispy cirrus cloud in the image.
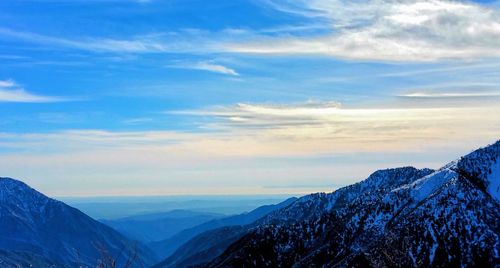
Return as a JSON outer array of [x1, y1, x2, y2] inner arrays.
[[2, 1, 499, 62], [2, 99, 498, 160], [189, 62, 240, 76], [400, 92, 500, 98], [0, 27, 233, 54], [397, 81, 500, 99], [167, 61, 239, 76], [0, 27, 171, 53], [0, 79, 68, 103], [170, 100, 500, 149], [0, 27, 245, 54], [231, 0, 500, 61]]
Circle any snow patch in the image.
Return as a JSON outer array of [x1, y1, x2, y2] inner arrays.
[[392, 168, 457, 203]]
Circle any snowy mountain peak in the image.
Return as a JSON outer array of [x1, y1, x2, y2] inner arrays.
[[362, 166, 434, 190], [0, 177, 40, 195]]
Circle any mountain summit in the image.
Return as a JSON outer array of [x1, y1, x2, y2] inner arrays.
[[0, 177, 158, 267]]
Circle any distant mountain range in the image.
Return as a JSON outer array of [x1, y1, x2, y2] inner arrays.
[[101, 210, 224, 243], [1, 140, 499, 267], [151, 197, 297, 267], [0, 178, 158, 267], [65, 197, 288, 220]]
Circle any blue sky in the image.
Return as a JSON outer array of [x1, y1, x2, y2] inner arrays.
[[0, 0, 499, 196]]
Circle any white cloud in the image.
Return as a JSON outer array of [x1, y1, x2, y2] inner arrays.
[[0, 79, 68, 103], [167, 61, 239, 76], [231, 0, 500, 61], [401, 91, 500, 98], [397, 81, 500, 99], [123, 117, 154, 125], [0, 89, 63, 103], [0, 79, 15, 88], [191, 62, 239, 76]]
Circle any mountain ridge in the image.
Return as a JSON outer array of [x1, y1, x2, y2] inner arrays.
[[154, 167, 435, 267], [205, 140, 500, 267]]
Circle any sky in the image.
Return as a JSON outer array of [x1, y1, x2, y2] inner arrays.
[[0, 0, 499, 197]]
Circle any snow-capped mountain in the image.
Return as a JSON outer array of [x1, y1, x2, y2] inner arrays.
[[0, 178, 158, 267], [205, 141, 500, 267]]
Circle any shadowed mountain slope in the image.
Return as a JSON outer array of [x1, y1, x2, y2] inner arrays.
[[0, 178, 158, 267]]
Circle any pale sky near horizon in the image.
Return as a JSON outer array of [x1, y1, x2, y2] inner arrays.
[[0, 0, 499, 196]]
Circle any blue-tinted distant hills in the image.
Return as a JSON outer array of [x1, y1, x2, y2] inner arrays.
[[0, 178, 158, 267], [101, 210, 224, 242], [109, 209, 224, 222], [150, 197, 297, 262], [63, 196, 292, 219]]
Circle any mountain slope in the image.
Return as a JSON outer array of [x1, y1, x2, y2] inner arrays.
[[208, 141, 500, 267], [154, 226, 248, 268], [101, 210, 223, 243], [0, 178, 158, 267], [258, 167, 434, 225]]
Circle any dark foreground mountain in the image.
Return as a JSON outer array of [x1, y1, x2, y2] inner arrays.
[[0, 178, 158, 268], [205, 141, 500, 267]]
